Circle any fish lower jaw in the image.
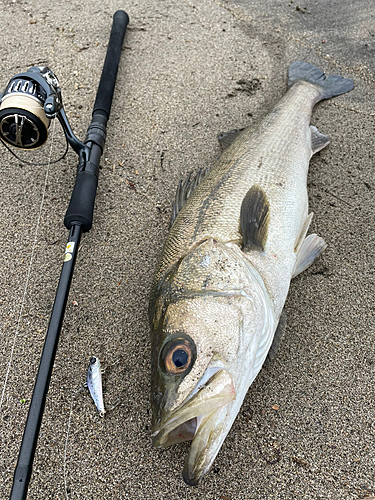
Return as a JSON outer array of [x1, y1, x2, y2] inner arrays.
[[181, 405, 232, 486], [152, 408, 227, 485], [152, 416, 199, 448], [152, 368, 235, 449], [152, 404, 225, 449]]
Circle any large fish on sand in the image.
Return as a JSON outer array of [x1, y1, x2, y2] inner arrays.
[[149, 61, 353, 485]]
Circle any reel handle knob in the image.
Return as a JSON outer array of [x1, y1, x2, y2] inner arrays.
[[44, 95, 60, 117]]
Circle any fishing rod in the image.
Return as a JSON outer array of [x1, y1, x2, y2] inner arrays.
[[2, 10, 129, 500]]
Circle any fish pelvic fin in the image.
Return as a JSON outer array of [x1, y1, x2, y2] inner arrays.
[[240, 185, 270, 252], [288, 61, 354, 101]]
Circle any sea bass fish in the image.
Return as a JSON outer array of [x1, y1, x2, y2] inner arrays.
[[149, 61, 353, 485], [87, 356, 105, 417]]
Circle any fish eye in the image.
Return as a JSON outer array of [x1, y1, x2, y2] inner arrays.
[[172, 349, 188, 368], [161, 337, 196, 375]]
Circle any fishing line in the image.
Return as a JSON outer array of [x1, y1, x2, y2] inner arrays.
[[63, 391, 74, 500], [63, 378, 105, 499], [0, 130, 69, 166], [6, 13, 130, 497], [63, 385, 84, 500], [0, 120, 56, 412]]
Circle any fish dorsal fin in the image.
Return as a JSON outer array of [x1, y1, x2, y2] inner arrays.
[[310, 125, 330, 155], [292, 233, 327, 278], [218, 129, 244, 152], [240, 185, 270, 252], [170, 167, 209, 227]]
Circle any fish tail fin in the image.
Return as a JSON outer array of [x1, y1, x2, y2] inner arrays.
[[288, 61, 354, 100]]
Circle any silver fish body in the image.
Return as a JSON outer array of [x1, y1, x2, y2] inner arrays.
[[149, 62, 353, 485], [87, 356, 105, 417]]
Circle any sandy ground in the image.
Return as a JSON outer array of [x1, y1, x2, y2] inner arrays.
[[0, 0, 374, 499]]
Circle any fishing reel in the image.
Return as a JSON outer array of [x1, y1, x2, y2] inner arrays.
[[0, 66, 86, 159]]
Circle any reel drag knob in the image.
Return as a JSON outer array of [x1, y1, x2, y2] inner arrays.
[[0, 76, 50, 149]]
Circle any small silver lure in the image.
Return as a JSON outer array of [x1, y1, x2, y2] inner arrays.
[[87, 356, 105, 417]]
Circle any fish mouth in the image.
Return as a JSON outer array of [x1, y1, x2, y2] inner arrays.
[[152, 368, 236, 485]]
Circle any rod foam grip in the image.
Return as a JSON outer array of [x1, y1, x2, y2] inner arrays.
[[92, 10, 129, 119], [64, 171, 98, 232]]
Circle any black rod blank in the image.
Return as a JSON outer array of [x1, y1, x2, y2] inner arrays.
[[9, 225, 82, 500], [9, 10, 129, 500]]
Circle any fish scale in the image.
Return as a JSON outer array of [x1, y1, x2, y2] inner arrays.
[[161, 83, 318, 282], [149, 61, 353, 485]]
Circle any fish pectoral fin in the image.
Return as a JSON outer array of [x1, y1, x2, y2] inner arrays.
[[292, 233, 327, 278], [310, 125, 330, 155], [240, 185, 270, 252], [265, 311, 287, 365], [170, 167, 210, 227], [218, 129, 245, 151]]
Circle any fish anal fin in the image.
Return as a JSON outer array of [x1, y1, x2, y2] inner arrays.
[[310, 125, 330, 155], [293, 233, 327, 278], [240, 185, 270, 252], [170, 167, 210, 227], [218, 129, 245, 152], [265, 311, 287, 365], [294, 213, 313, 253]]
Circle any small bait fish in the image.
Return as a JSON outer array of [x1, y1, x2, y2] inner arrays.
[[87, 356, 105, 417]]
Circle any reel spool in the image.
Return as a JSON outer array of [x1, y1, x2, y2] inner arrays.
[[0, 66, 62, 149]]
